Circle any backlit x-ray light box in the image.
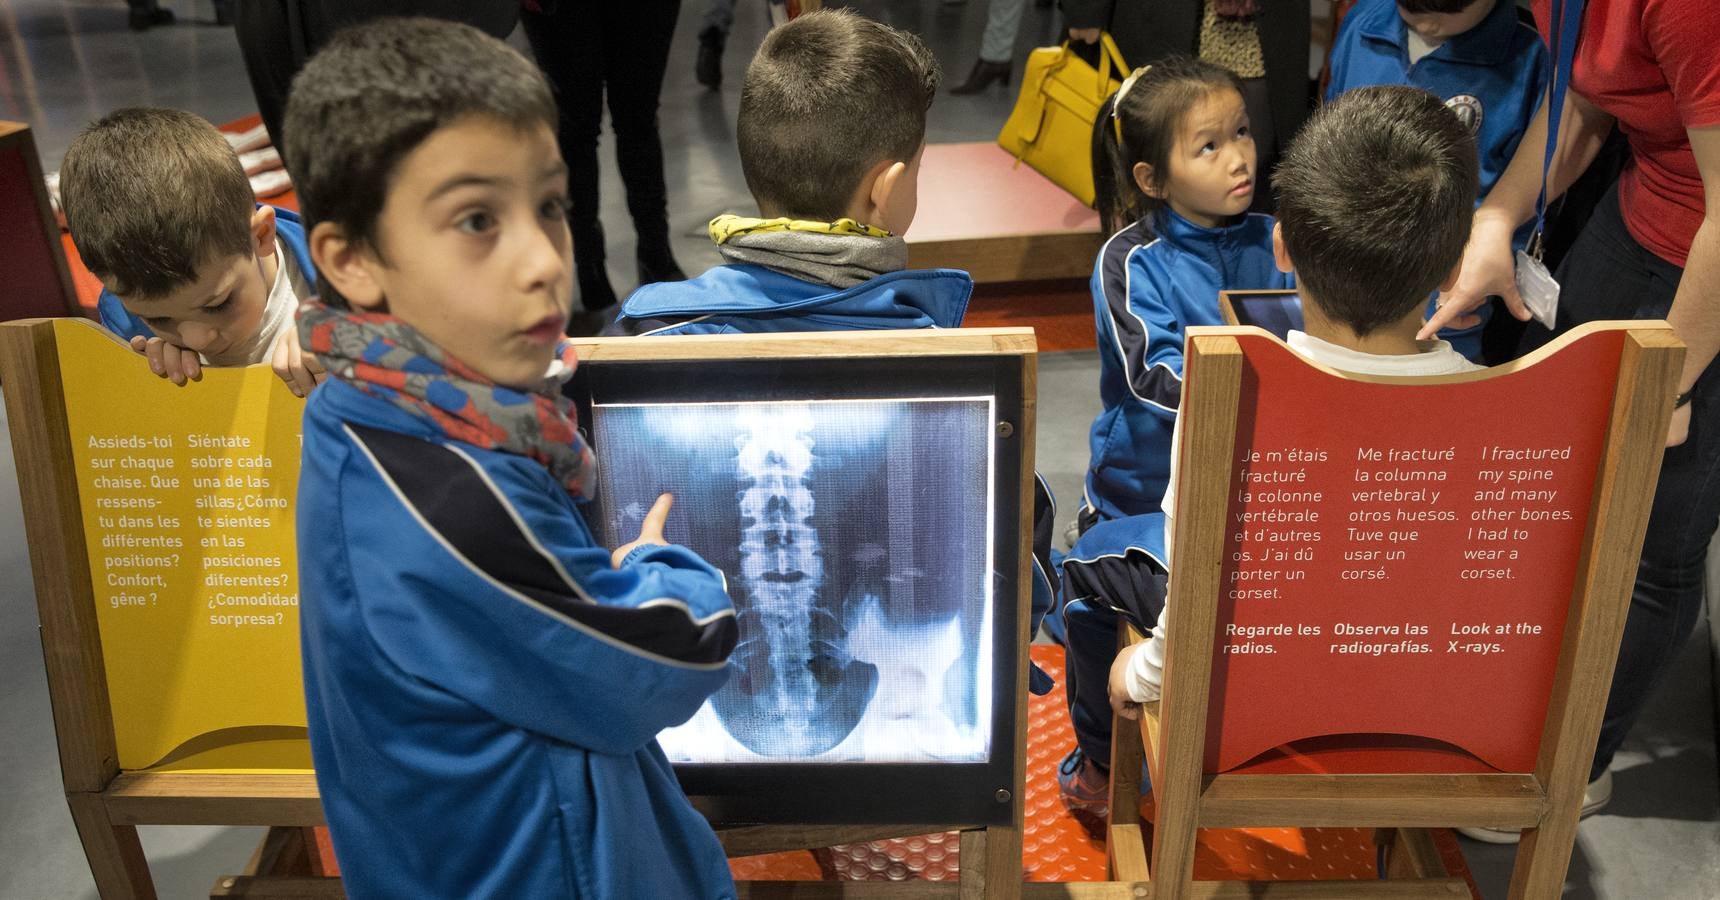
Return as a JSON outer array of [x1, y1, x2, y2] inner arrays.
[[565, 332, 1033, 827]]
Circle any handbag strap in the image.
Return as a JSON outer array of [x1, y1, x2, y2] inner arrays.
[[1531, 0, 1585, 258], [1096, 32, 1130, 98]]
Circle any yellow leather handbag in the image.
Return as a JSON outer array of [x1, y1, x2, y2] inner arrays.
[[996, 34, 1129, 208]]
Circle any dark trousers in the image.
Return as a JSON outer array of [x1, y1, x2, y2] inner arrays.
[[1544, 184, 1716, 782], [521, 0, 680, 296], [1060, 507, 1169, 771], [233, 1, 518, 166], [1062, 593, 1123, 769], [232, 0, 303, 156]]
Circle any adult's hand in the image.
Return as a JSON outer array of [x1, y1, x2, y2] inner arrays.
[[1419, 212, 1528, 339], [1068, 27, 1101, 44], [1661, 125, 1720, 447]]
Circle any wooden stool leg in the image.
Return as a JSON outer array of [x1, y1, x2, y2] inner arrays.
[[1509, 821, 1577, 900], [959, 825, 1021, 900], [1382, 827, 1448, 879], [67, 793, 156, 900], [242, 827, 313, 877], [1108, 701, 1149, 881]]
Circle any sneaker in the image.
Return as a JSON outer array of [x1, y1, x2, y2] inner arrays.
[[1057, 747, 1110, 818], [1457, 769, 1613, 844]]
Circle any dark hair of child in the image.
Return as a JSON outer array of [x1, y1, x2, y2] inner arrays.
[[281, 17, 557, 308], [1396, 0, 1488, 14], [736, 8, 941, 221], [1090, 56, 1246, 234], [1275, 85, 1479, 336], [60, 108, 255, 297]]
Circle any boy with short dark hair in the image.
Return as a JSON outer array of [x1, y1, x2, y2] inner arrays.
[[1324, 0, 1548, 359], [1274, 85, 1482, 354], [59, 107, 322, 396], [608, 8, 968, 335], [286, 18, 738, 898], [1108, 85, 1482, 713], [611, 7, 1060, 708]]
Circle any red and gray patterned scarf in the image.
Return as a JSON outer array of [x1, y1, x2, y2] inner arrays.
[[298, 300, 595, 501]]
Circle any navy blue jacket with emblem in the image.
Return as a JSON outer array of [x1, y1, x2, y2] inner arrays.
[[607, 260, 1061, 693], [1326, 0, 1548, 207], [297, 378, 740, 899], [1085, 211, 1293, 523]]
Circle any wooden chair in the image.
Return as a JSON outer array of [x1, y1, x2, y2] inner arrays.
[[1104, 322, 1681, 898], [0, 122, 80, 323]]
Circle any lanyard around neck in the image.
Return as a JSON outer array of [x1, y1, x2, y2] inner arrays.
[[1534, 0, 1587, 242]]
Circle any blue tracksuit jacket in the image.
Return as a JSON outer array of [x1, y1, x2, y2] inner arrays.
[[1084, 211, 1293, 523], [96, 205, 313, 341], [297, 379, 740, 899], [609, 261, 1060, 692], [609, 263, 973, 334], [1325, 0, 1547, 204]]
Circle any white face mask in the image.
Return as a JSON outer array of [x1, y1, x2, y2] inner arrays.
[[202, 244, 298, 367]]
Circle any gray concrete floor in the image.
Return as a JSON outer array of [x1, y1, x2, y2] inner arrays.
[[2, 1, 1716, 897]]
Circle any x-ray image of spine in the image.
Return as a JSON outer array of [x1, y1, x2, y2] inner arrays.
[[719, 405, 878, 757], [590, 398, 995, 765]]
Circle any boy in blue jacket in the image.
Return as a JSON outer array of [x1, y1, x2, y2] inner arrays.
[[608, 9, 970, 336], [285, 19, 739, 898], [1325, 0, 1548, 359], [612, 9, 1058, 697], [58, 107, 322, 397]]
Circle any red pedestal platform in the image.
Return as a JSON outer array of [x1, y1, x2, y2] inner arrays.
[[906, 142, 1103, 285]]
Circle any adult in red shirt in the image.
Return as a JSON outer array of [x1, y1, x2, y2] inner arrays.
[[1425, 0, 1720, 827]]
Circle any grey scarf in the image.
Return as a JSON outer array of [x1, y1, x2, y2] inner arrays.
[[717, 229, 909, 290]]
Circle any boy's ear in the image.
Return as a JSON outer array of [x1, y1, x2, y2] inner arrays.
[[1132, 161, 1163, 200], [869, 160, 907, 211], [250, 206, 279, 259], [309, 221, 387, 310], [1271, 222, 1295, 275], [867, 160, 908, 223]]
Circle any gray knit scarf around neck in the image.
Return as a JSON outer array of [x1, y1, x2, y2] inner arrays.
[[716, 229, 908, 290]]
